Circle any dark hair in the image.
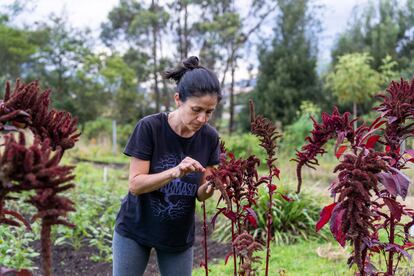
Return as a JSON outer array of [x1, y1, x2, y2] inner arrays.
[[162, 56, 222, 102]]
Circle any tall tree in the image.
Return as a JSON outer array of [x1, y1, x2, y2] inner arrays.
[[0, 2, 38, 83], [169, 0, 194, 61], [0, 20, 36, 82], [253, 0, 321, 126], [22, 15, 112, 126], [326, 52, 398, 128], [101, 0, 169, 112], [194, 0, 277, 133], [326, 52, 380, 128], [27, 15, 93, 113], [332, 0, 414, 71]]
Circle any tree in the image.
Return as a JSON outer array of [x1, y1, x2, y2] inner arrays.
[[252, 0, 321, 127], [27, 15, 94, 115], [325, 52, 398, 128], [101, 0, 169, 112], [193, 0, 277, 133], [99, 53, 145, 124], [326, 53, 381, 128], [0, 17, 36, 82], [169, 0, 194, 61], [332, 0, 414, 71]]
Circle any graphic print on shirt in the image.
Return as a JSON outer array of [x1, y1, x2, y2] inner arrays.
[[151, 153, 198, 221]]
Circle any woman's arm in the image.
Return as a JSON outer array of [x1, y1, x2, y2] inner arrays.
[[128, 156, 205, 195], [196, 167, 215, 201]]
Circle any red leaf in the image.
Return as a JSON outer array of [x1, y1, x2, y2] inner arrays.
[[247, 215, 258, 228], [211, 208, 226, 229], [228, 152, 235, 160], [369, 117, 386, 130], [224, 251, 233, 265], [243, 206, 258, 228], [280, 194, 294, 202], [272, 168, 280, 179], [385, 145, 400, 154], [403, 242, 414, 250], [316, 202, 337, 232], [223, 210, 237, 221], [268, 184, 277, 192], [385, 244, 411, 260], [383, 197, 402, 221], [366, 135, 380, 149], [335, 145, 347, 159], [330, 206, 346, 247], [377, 169, 410, 200]]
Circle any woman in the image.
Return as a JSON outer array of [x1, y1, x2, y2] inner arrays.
[[113, 56, 221, 276]]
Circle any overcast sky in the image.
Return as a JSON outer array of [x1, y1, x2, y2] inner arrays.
[[2, 0, 370, 77]]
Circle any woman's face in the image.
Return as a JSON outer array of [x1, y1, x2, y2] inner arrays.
[[175, 94, 218, 132]]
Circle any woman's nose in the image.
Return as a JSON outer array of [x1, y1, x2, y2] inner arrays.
[[197, 113, 207, 123]]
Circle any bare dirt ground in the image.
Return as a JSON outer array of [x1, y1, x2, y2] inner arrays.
[[32, 217, 231, 276]]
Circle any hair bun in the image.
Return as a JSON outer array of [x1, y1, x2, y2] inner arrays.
[[183, 56, 199, 69]]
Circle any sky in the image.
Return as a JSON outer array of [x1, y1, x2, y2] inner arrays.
[[1, 0, 370, 78]]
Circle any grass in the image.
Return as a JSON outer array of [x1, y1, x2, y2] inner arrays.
[[193, 240, 353, 276]]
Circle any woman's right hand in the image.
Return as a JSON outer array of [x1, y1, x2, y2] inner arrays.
[[170, 157, 205, 179]]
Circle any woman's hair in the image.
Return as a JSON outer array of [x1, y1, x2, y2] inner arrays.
[[162, 56, 222, 102]]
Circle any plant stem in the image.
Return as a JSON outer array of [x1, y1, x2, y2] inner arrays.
[[387, 214, 396, 275], [41, 219, 52, 276], [235, 200, 244, 267], [265, 172, 273, 276], [231, 205, 237, 276], [202, 201, 209, 276]]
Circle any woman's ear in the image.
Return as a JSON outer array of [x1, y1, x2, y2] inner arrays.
[[174, 93, 181, 107]]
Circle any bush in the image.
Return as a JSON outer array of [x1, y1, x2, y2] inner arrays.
[[221, 134, 267, 161], [117, 123, 135, 148], [83, 118, 134, 148], [0, 224, 39, 270], [83, 118, 112, 140], [280, 101, 320, 154]]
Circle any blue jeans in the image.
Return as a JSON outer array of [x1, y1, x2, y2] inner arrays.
[[112, 231, 193, 276]]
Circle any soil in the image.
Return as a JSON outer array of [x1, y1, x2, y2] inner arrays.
[[31, 217, 231, 276]]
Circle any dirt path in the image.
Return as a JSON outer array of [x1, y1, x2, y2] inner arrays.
[[32, 217, 231, 276]]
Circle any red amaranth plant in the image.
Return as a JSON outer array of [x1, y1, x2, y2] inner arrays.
[[1, 80, 80, 150], [295, 77, 414, 275], [0, 80, 79, 276], [206, 101, 283, 276], [208, 143, 262, 275], [249, 100, 282, 276]]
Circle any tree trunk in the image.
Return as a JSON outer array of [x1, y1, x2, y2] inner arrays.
[[151, 0, 160, 113], [353, 101, 357, 129], [229, 58, 236, 135], [183, 2, 189, 58], [177, 2, 183, 61]]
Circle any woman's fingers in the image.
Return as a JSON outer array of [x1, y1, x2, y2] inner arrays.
[[172, 157, 206, 179], [181, 157, 205, 172], [206, 183, 213, 194]]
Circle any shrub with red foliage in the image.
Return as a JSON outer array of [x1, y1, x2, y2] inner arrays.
[[206, 101, 282, 276], [295, 78, 414, 275], [207, 143, 262, 275], [0, 80, 80, 276]]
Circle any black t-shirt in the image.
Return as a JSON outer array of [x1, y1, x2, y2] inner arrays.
[[115, 112, 220, 252]]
